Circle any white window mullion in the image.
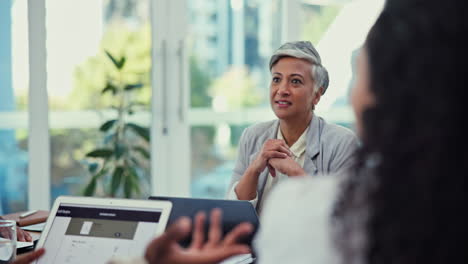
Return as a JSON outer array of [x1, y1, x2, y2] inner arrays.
[[281, 0, 301, 42], [167, 0, 190, 197], [150, 0, 190, 197], [27, 0, 50, 210], [232, 0, 245, 66], [150, 0, 171, 196]]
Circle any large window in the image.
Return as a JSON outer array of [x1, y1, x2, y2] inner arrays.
[[0, 0, 29, 214], [0, 0, 384, 212], [187, 0, 384, 198], [45, 0, 152, 204], [301, 0, 385, 129], [187, 0, 281, 198]]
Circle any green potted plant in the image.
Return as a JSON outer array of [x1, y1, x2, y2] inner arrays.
[[82, 50, 150, 198]]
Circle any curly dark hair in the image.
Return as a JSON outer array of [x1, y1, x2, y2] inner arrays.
[[334, 1, 468, 263]]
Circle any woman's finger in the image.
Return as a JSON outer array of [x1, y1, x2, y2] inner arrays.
[[206, 208, 222, 247], [16, 228, 26, 242], [265, 151, 288, 159], [190, 211, 206, 249], [145, 217, 191, 262], [264, 139, 287, 152], [24, 229, 33, 242], [222, 222, 253, 246], [268, 164, 276, 177], [276, 145, 292, 156], [17, 229, 31, 242]]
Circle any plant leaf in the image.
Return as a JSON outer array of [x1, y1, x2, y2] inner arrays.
[[132, 179, 141, 195], [100, 119, 117, 132], [133, 146, 150, 159], [82, 167, 108, 196], [128, 166, 139, 180], [118, 57, 126, 69], [114, 144, 127, 159], [126, 123, 150, 142], [83, 177, 97, 196], [124, 83, 144, 91], [96, 167, 109, 179], [102, 82, 117, 95], [128, 167, 141, 195], [110, 167, 124, 196], [124, 173, 132, 198], [105, 50, 123, 70], [129, 157, 140, 167], [86, 149, 114, 158]]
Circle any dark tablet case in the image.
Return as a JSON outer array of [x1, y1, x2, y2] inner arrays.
[[148, 196, 260, 248]]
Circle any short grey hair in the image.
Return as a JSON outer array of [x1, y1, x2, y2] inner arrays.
[[269, 41, 329, 94]]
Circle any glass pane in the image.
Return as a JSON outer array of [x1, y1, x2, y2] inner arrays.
[[191, 124, 252, 198], [45, 0, 151, 201], [300, 0, 384, 128], [0, 0, 29, 214], [49, 129, 99, 198], [188, 0, 282, 198]]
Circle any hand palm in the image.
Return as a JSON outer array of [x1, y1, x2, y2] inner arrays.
[[145, 209, 252, 264], [160, 242, 244, 264]]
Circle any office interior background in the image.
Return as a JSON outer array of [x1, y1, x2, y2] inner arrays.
[[0, 0, 383, 214]]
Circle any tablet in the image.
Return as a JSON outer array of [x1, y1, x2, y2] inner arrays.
[[148, 196, 259, 248], [34, 196, 172, 264]]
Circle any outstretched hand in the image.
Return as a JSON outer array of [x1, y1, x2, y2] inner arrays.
[[145, 208, 253, 264]]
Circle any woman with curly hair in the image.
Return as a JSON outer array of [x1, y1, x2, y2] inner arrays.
[[257, 0, 468, 263], [18, 0, 467, 263]]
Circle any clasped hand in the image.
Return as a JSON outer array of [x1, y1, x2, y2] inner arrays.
[[252, 139, 305, 177]]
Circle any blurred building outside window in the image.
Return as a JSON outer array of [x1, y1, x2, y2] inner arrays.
[[0, 0, 384, 213]]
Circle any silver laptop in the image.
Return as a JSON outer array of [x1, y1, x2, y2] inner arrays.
[[34, 196, 172, 264]]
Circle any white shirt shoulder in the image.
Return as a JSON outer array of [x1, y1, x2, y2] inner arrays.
[[254, 175, 341, 264]]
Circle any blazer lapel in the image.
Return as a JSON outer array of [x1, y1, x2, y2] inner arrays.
[[304, 115, 321, 176]]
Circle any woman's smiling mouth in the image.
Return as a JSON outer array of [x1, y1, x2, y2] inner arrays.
[[275, 100, 292, 107]]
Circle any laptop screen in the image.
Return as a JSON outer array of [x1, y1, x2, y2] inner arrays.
[[36, 203, 164, 264]]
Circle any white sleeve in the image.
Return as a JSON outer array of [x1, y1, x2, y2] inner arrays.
[[226, 181, 259, 208], [254, 176, 340, 264], [106, 256, 148, 264]]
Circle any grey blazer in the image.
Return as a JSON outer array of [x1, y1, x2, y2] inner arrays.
[[227, 115, 359, 209]]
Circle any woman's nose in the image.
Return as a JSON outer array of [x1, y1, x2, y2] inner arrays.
[[277, 84, 290, 96]]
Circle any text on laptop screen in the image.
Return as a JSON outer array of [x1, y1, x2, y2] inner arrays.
[[37, 203, 163, 264]]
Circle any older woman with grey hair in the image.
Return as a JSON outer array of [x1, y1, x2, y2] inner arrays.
[[227, 41, 358, 212]]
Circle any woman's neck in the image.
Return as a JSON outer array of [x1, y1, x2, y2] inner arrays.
[[279, 113, 313, 147]]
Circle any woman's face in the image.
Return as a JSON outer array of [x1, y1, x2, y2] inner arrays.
[[270, 57, 321, 122], [351, 48, 375, 138]]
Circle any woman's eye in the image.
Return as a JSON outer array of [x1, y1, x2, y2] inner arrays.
[[272, 77, 280, 83], [291, 79, 302, 84]]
